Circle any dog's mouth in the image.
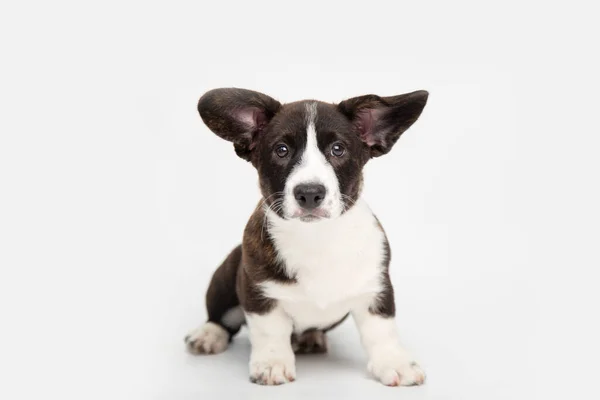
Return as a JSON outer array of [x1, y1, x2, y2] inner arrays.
[[291, 208, 330, 222], [299, 215, 321, 222]]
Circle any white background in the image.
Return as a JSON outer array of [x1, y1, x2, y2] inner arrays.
[[1, 1, 599, 399]]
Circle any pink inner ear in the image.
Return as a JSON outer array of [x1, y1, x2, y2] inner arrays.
[[232, 107, 268, 151], [233, 107, 258, 130], [233, 107, 269, 131], [355, 108, 385, 147]]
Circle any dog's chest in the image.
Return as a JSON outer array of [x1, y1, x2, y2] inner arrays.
[[262, 200, 386, 332]]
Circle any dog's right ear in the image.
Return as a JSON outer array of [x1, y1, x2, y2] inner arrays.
[[198, 88, 282, 161]]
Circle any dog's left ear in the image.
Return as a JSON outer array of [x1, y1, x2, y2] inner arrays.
[[198, 88, 282, 161], [338, 90, 429, 157]]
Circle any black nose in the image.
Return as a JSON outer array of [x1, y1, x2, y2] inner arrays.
[[294, 184, 326, 210]]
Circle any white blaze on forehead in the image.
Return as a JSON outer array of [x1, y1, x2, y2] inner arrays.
[[303, 103, 322, 171], [281, 102, 343, 219]]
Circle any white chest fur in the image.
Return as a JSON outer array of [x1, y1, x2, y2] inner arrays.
[[262, 199, 387, 332]]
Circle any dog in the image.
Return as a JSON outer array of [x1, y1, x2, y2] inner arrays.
[[184, 87, 429, 386]]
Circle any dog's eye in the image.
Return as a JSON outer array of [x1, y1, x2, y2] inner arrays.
[[275, 144, 289, 158], [331, 143, 346, 157]]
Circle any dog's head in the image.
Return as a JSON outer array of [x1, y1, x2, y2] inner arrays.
[[198, 88, 428, 222]]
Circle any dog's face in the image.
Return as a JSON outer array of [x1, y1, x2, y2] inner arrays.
[[198, 88, 428, 222]]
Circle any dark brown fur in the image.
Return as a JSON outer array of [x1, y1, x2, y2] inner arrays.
[[370, 218, 395, 316], [203, 244, 242, 337]]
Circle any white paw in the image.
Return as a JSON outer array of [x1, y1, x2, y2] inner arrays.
[[184, 322, 229, 355], [249, 349, 296, 385], [368, 352, 426, 386]]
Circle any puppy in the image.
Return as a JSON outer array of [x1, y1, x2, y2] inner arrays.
[[185, 88, 429, 386]]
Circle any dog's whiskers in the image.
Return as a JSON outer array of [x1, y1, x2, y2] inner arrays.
[[260, 196, 284, 241], [340, 194, 357, 212]]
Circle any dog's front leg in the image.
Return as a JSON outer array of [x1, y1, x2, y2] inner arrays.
[[245, 305, 296, 385], [352, 306, 426, 387]]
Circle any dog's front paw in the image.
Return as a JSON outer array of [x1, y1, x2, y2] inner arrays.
[[249, 349, 296, 385], [368, 352, 426, 386]]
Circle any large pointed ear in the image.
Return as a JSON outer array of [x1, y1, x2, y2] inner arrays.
[[197, 88, 282, 161], [337, 90, 429, 157]]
